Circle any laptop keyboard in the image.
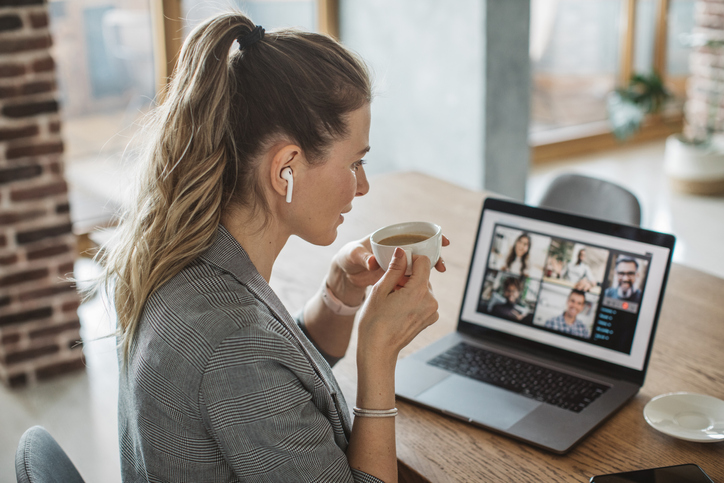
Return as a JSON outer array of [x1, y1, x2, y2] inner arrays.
[[427, 342, 609, 412]]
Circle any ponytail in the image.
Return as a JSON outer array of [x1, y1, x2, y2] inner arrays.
[[95, 12, 371, 362]]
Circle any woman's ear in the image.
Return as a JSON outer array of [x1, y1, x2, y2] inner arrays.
[[269, 144, 303, 202]]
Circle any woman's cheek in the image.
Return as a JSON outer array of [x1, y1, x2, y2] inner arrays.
[[345, 173, 357, 200]]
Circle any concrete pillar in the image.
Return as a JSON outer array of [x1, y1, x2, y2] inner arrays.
[[340, 0, 531, 199], [482, 0, 531, 200]]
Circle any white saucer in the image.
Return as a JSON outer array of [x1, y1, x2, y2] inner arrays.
[[644, 392, 724, 442]]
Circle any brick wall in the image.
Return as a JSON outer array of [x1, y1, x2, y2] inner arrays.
[[684, 0, 724, 140], [0, 0, 84, 388]]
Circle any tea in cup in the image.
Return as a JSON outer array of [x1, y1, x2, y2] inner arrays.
[[370, 222, 442, 275]]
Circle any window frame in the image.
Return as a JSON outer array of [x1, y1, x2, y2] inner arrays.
[[153, 0, 683, 164], [531, 0, 685, 163], [153, 0, 339, 88]]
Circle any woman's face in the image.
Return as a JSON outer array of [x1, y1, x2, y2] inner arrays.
[[515, 236, 530, 258], [291, 104, 371, 246]]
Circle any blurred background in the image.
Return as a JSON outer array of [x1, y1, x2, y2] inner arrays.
[[1, 0, 723, 481]]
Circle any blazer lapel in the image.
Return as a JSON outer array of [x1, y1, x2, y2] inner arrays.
[[201, 225, 353, 432]]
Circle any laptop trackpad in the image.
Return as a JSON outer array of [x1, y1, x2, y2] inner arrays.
[[416, 375, 541, 430]]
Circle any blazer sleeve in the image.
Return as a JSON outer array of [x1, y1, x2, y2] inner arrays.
[[198, 325, 382, 483], [294, 309, 343, 367]]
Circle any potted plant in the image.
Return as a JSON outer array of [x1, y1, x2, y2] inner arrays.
[[607, 72, 671, 141], [607, 34, 724, 196], [662, 35, 724, 196]]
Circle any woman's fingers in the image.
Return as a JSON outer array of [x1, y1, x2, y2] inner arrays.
[[366, 254, 381, 272], [408, 254, 432, 286], [396, 256, 438, 330], [433, 235, 450, 272], [339, 242, 371, 273], [376, 247, 409, 294], [358, 249, 441, 356], [331, 239, 385, 292]]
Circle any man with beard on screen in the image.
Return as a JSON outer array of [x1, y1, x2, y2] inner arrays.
[[604, 257, 642, 303]]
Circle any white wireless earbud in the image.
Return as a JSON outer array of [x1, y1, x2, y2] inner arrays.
[[281, 167, 293, 203]]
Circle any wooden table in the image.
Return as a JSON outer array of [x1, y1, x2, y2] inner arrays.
[[272, 171, 724, 482]]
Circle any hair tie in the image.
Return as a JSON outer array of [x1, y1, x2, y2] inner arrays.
[[237, 25, 265, 50]]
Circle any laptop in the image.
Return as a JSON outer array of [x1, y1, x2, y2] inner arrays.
[[395, 197, 675, 454]]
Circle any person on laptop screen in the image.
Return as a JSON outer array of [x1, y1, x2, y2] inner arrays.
[[502, 232, 531, 277], [561, 248, 595, 292], [490, 277, 527, 322], [544, 289, 590, 338], [604, 257, 643, 303]]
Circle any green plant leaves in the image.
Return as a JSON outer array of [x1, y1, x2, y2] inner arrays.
[[607, 72, 671, 141]]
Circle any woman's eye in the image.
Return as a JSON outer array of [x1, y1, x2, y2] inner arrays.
[[353, 159, 367, 171]]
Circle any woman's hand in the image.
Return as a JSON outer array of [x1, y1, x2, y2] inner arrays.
[[356, 248, 440, 366], [347, 245, 446, 481], [327, 235, 450, 307], [327, 238, 385, 308]]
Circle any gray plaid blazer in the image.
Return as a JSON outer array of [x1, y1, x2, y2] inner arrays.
[[118, 226, 383, 482]]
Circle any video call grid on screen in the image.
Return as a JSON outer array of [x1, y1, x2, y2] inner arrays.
[[480, 222, 653, 350], [461, 209, 671, 371]]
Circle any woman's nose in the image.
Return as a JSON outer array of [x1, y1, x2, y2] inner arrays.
[[355, 167, 370, 197]]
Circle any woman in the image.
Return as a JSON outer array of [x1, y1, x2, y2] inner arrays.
[[98, 13, 446, 483], [561, 247, 595, 291], [502, 232, 531, 277]]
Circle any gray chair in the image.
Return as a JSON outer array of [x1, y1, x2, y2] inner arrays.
[[15, 426, 85, 483], [537, 173, 642, 226]]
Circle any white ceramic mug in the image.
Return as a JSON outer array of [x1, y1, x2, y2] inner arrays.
[[370, 221, 442, 276]]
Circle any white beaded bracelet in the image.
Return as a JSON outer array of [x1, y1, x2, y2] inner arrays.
[[320, 281, 364, 316], [353, 407, 398, 418]]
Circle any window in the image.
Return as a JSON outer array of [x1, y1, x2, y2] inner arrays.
[[181, 0, 317, 35], [530, 0, 623, 134], [530, 0, 695, 162], [157, 1, 336, 87], [49, 0, 155, 161]]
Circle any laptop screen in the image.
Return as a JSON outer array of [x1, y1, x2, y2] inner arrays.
[[459, 198, 675, 372]]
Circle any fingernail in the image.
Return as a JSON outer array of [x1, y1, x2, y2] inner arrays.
[[393, 247, 404, 258]]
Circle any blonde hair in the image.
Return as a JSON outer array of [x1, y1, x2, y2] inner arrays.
[[96, 12, 371, 361]]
